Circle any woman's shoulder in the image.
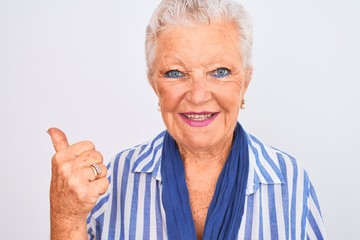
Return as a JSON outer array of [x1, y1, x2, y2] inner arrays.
[[245, 132, 310, 185], [107, 130, 166, 175]]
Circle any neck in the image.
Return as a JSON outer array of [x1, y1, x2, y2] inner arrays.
[[178, 135, 233, 169]]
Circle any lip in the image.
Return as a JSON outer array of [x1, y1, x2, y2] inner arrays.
[[179, 111, 219, 127]]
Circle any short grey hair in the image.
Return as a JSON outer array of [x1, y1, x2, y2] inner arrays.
[[145, 0, 253, 77]]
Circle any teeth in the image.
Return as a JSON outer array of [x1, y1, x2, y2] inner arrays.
[[184, 113, 213, 121]]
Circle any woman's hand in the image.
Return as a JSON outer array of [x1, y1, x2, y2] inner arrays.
[[48, 128, 109, 240]]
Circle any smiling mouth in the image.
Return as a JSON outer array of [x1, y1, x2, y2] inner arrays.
[[181, 113, 217, 121]]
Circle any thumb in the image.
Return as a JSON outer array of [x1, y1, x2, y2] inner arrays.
[[47, 127, 69, 152]]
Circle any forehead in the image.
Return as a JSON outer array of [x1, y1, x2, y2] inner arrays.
[[154, 22, 243, 67]]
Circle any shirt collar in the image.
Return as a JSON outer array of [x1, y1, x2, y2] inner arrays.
[[130, 131, 165, 181], [131, 129, 285, 195], [243, 131, 285, 195]]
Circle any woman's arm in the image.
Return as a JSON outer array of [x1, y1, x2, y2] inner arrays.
[[305, 181, 326, 239], [50, 216, 87, 240]]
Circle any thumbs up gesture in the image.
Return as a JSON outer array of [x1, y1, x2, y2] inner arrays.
[[48, 128, 109, 239]]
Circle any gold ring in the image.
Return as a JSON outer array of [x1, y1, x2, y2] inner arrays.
[[90, 163, 102, 179]]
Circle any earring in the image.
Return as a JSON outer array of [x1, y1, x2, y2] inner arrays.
[[157, 102, 161, 111], [241, 99, 246, 109]]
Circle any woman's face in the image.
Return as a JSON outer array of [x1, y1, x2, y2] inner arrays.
[[150, 22, 252, 152]]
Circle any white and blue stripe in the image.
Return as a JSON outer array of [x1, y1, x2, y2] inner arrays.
[[87, 129, 326, 239]]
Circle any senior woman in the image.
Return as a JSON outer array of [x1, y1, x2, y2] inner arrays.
[[48, 0, 326, 239]]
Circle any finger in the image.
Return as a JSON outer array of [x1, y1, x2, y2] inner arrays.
[[86, 163, 107, 181], [75, 150, 103, 168], [68, 141, 95, 157], [48, 127, 69, 152], [90, 177, 110, 196]]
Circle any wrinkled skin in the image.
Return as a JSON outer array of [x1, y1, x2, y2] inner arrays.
[[149, 22, 252, 239], [49, 21, 252, 240], [49, 128, 109, 239]]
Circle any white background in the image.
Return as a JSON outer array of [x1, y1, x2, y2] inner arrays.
[[1, 0, 359, 239]]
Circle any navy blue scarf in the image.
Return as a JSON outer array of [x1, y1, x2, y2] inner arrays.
[[161, 123, 249, 239]]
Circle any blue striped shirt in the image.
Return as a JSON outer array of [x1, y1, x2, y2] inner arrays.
[[87, 129, 326, 239]]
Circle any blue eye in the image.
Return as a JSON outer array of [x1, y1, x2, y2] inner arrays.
[[164, 70, 184, 78], [211, 67, 230, 78]]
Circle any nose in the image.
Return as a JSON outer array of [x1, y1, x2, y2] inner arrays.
[[185, 74, 212, 105]]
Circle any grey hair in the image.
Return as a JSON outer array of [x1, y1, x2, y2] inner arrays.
[[145, 0, 253, 77]]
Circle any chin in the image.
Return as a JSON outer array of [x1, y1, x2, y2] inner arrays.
[[178, 132, 223, 150]]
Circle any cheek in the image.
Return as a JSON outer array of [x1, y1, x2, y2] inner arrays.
[[218, 93, 241, 111], [157, 84, 186, 111], [215, 82, 244, 110]]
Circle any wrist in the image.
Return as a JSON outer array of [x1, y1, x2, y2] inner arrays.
[[50, 211, 88, 240]]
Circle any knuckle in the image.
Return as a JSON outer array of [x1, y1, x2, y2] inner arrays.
[[89, 195, 98, 205], [104, 179, 110, 188], [82, 140, 95, 150], [77, 187, 98, 206], [76, 188, 88, 202], [80, 150, 92, 160], [100, 178, 110, 192], [94, 151, 103, 162], [68, 179, 93, 204], [87, 150, 103, 163], [101, 167, 108, 176], [69, 141, 95, 155]]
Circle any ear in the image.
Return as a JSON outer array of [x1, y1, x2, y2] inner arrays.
[[244, 67, 253, 92]]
